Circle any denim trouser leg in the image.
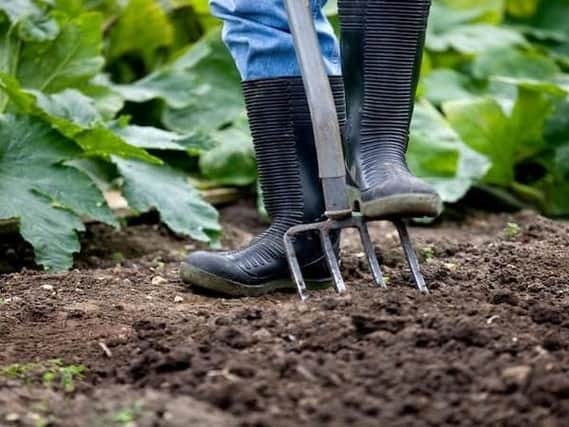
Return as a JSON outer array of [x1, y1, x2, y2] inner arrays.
[[209, 0, 341, 80]]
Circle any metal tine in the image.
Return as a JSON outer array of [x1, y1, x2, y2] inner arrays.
[[356, 217, 386, 288], [283, 231, 309, 301], [392, 219, 429, 294], [320, 228, 347, 294]]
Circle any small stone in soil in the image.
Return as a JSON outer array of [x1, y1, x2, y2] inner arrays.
[[151, 276, 168, 286], [501, 365, 532, 387]]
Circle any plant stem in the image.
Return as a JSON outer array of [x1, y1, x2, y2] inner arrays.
[[510, 182, 546, 211], [0, 24, 17, 114], [11, 38, 21, 78]]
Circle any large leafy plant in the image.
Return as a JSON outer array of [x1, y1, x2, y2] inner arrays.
[[418, 0, 569, 213], [0, 0, 221, 270]]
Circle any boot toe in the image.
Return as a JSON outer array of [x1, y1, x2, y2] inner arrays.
[[181, 251, 246, 287], [181, 250, 296, 296], [360, 174, 442, 219], [363, 174, 439, 200]]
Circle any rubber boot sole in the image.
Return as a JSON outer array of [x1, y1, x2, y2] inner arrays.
[[180, 263, 332, 297], [348, 186, 443, 219]]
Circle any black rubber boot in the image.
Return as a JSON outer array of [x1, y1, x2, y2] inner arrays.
[[339, 0, 442, 219], [181, 77, 346, 297]]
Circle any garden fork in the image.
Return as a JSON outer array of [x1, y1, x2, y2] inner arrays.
[[282, 0, 428, 300]]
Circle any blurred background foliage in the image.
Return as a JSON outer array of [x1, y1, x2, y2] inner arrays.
[[0, 0, 568, 270]]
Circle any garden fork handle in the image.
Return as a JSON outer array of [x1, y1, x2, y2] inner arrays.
[[284, 0, 351, 218]]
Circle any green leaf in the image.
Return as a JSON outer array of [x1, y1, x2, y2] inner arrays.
[[506, 0, 540, 18], [113, 157, 221, 242], [112, 69, 197, 109], [438, 0, 505, 25], [541, 181, 569, 217], [509, 86, 556, 159], [162, 28, 244, 133], [17, 12, 105, 93], [427, 24, 526, 54], [80, 79, 126, 120], [443, 83, 561, 189], [107, 0, 173, 66], [0, 73, 161, 162], [32, 88, 101, 128], [76, 127, 161, 162], [555, 144, 569, 179], [0, 0, 41, 24], [544, 98, 569, 145], [199, 120, 257, 186], [53, 0, 85, 17], [471, 48, 560, 80], [524, 0, 569, 37], [429, 0, 503, 35], [422, 69, 478, 105], [113, 124, 214, 152], [18, 12, 60, 42], [0, 115, 116, 271], [443, 97, 514, 185], [69, 157, 119, 192], [409, 101, 490, 202], [493, 75, 569, 96]]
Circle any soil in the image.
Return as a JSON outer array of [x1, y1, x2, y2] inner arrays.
[[1, 201, 569, 427]]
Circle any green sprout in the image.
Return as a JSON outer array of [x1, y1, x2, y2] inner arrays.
[[112, 401, 143, 425], [0, 363, 37, 382], [42, 360, 86, 392], [421, 246, 435, 263], [1, 360, 86, 392], [504, 222, 521, 239], [111, 252, 125, 262]]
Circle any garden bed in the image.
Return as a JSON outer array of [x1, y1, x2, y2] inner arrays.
[[1, 201, 569, 427]]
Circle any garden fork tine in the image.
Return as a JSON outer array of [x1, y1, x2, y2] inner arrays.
[[284, 215, 386, 301], [393, 219, 429, 293], [283, 0, 427, 300]]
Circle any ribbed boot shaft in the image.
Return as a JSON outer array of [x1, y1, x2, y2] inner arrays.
[[338, 0, 367, 31], [339, 0, 431, 187], [241, 77, 345, 261], [242, 79, 304, 239]]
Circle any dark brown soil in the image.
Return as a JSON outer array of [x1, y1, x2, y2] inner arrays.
[[1, 201, 569, 427]]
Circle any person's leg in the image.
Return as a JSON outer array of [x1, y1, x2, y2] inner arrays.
[[338, 0, 442, 219], [209, 0, 341, 79], [181, 0, 345, 296]]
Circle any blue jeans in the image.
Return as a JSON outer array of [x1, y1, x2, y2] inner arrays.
[[209, 0, 341, 80]]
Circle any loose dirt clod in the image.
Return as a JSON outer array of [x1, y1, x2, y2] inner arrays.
[[1, 203, 569, 426]]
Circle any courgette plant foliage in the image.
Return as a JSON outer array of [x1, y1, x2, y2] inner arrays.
[[0, 0, 221, 271]]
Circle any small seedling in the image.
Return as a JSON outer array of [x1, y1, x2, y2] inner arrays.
[[0, 298, 6, 305], [421, 246, 435, 264], [112, 401, 143, 425], [42, 360, 86, 392], [0, 363, 37, 382], [1, 360, 86, 392], [504, 222, 521, 239], [31, 414, 49, 427], [111, 252, 125, 262]]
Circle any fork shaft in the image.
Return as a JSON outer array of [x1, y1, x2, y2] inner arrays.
[[284, 0, 350, 215]]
